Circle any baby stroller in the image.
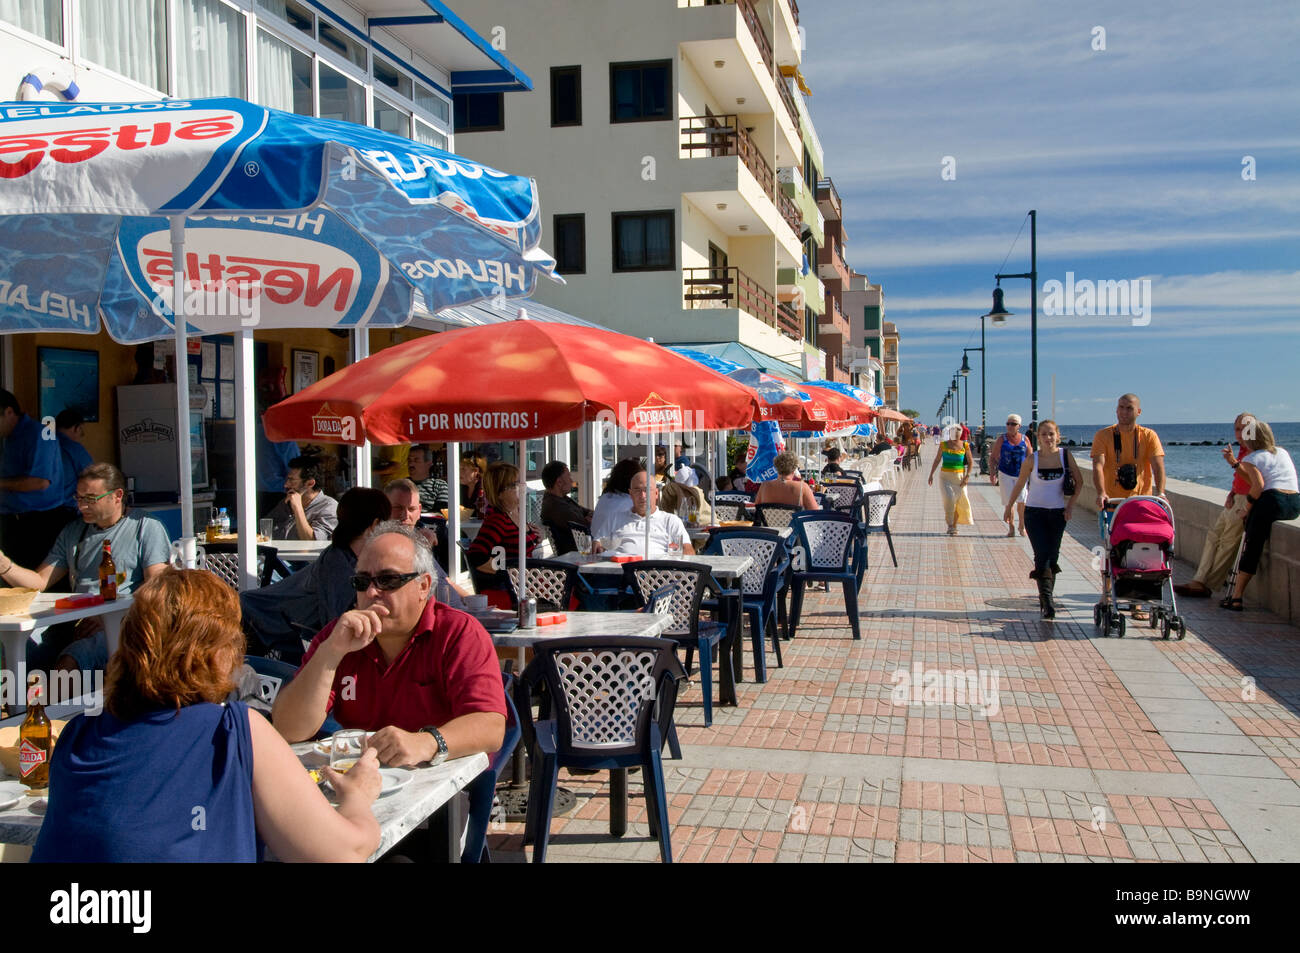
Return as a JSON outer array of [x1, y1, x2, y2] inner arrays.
[[1093, 496, 1186, 639]]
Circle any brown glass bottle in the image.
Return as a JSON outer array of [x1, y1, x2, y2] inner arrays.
[[19, 677, 51, 789], [99, 540, 117, 601]]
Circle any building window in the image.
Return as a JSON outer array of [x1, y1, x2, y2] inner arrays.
[[551, 66, 581, 127], [256, 28, 312, 115], [415, 82, 450, 124], [413, 119, 447, 150], [610, 60, 670, 123], [612, 211, 674, 272], [0, 0, 62, 44], [79, 0, 168, 91], [454, 93, 504, 133], [318, 60, 364, 124], [176, 0, 247, 99], [805, 307, 817, 346], [553, 214, 586, 274], [317, 18, 365, 70], [374, 57, 413, 101], [373, 97, 410, 137]]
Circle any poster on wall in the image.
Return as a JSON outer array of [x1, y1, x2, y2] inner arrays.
[[38, 347, 99, 423], [291, 349, 319, 394]]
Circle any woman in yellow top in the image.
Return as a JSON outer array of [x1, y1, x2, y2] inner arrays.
[[927, 426, 974, 535]]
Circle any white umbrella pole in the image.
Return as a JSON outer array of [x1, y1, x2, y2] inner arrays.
[[516, 439, 528, 622], [234, 329, 256, 589], [645, 430, 653, 555], [169, 216, 195, 550]]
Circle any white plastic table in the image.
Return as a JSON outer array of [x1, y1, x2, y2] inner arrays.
[[263, 538, 331, 563], [0, 593, 132, 709], [290, 744, 487, 863]]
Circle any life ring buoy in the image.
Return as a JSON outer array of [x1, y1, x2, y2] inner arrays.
[[19, 68, 80, 102]]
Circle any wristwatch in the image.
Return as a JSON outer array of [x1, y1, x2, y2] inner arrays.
[[420, 726, 448, 765]]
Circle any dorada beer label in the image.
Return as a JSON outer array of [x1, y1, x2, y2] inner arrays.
[[18, 738, 47, 777]]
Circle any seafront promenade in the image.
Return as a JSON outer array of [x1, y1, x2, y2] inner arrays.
[[491, 449, 1300, 863]]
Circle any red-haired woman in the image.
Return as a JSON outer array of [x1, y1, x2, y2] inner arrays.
[[32, 570, 382, 862]]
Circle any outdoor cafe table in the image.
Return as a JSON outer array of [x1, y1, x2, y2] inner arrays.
[[0, 594, 133, 712], [0, 708, 487, 863], [290, 743, 487, 863], [550, 553, 754, 703], [262, 538, 332, 563], [486, 609, 672, 836]]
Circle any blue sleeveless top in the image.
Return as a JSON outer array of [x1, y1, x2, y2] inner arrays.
[[32, 701, 260, 863], [998, 435, 1029, 477]]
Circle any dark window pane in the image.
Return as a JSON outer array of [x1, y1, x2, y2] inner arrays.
[[613, 70, 640, 121], [613, 212, 673, 271], [611, 60, 671, 123], [454, 93, 504, 132], [645, 216, 672, 267], [551, 66, 581, 126], [553, 215, 585, 273], [641, 66, 668, 118], [616, 218, 643, 269]]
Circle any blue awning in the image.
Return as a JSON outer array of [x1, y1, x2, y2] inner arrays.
[[671, 342, 803, 382]]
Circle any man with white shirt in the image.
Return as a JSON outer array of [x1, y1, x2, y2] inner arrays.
[[604, 469, 696, 556]]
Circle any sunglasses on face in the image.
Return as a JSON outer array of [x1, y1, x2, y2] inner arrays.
[[349, 571, 421, 592], [75, 491, 112, 506]]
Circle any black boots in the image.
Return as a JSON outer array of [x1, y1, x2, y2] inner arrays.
[[1037, 568, 1056, 620]]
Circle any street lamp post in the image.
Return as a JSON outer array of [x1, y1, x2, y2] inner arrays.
[[985, 209, 1038, 430], [962, 339, 986, 474]]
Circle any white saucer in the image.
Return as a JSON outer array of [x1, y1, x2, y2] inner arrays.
[[379, 768, 411, 796]]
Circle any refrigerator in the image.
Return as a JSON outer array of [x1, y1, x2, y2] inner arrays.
[[117, 383, 209, 498]]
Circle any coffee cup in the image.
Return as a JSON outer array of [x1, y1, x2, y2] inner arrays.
[[169, 537, 207, 570]]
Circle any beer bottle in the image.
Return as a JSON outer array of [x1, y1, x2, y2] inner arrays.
[[19, 676, 51, 790], [99, 540, 117, 601]]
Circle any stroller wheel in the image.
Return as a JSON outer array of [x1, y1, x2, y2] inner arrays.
[[1116, 615, 1126, 638], [1148, 608, 1158, 629], [1160, 617, 1171, 640], [1093, 605, 1103, 628], [1175, 618, 1187, 641]]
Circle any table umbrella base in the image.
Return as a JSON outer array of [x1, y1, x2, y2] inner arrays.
[[497, 783, 576, 821]]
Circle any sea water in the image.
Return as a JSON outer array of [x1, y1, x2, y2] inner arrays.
[[1052, 422, 1300, 489]]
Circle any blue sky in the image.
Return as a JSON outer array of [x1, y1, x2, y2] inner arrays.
[[799, 0, 1299, 427]]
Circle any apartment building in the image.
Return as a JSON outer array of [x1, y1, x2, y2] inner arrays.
[[814, 177, 851, 382], [452, 0, 837, 379], [842, 270, 888, 398], [881, 321, 900, 410]]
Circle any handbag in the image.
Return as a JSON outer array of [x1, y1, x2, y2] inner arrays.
[[1062, 449, 1077, 496]]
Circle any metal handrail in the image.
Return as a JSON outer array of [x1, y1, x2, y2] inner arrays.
[[679, 114, 774, 198], [684, 266, 778, 329]]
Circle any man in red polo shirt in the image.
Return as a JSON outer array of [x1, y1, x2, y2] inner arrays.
[[272, 522, 506, 767]]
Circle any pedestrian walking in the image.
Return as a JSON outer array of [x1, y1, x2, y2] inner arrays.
[[989, 413, 1034, 537], [1091, 393, 1165, 620], [928, 425, 974, 535], [1003, 420, 1081, 619]]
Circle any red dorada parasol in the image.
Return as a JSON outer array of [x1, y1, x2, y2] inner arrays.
[[263, 319, 761, 615]]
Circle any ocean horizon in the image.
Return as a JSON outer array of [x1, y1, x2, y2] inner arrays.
[[1047, 421, 1299, 490]]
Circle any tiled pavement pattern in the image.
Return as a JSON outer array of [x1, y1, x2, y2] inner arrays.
[[489, 450, 1300, 862]]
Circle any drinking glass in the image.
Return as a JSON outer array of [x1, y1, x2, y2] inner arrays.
[[330, 730, 367, 773], [666, 540, 682, 558], [259, 518, 273, 540]]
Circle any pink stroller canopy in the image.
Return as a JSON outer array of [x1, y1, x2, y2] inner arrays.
[[1110, 500, 1174, 546]]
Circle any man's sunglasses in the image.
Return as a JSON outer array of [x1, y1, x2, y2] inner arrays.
[[349, 571, 421, 592]]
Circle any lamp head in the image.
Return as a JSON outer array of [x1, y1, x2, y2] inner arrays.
[[960, 353, 971, 376], [983, 286, 1012, 326]]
